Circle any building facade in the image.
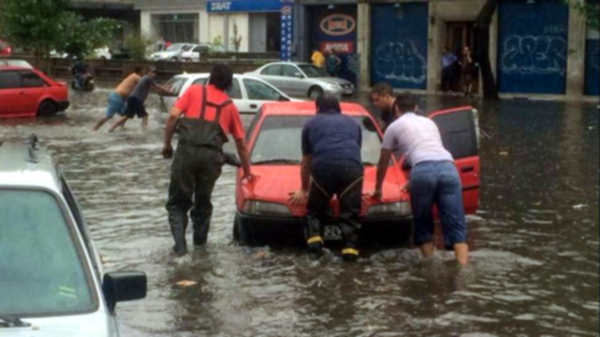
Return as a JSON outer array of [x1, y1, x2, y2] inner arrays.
[[293, 0, 598, 98], [134, 0, 294, 55]]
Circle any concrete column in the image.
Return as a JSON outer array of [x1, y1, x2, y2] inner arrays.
[[199, 10, 209, 43], [140, 11, 153, 39], [357, 1, 370, 91], [427, 1, 442, 93], [566, 3, 587, 97]]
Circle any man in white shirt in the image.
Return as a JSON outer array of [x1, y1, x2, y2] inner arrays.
[[370, 91, 469, 265]]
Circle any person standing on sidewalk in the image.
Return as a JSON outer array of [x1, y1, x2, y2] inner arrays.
[[289, 95, 363, 261], [93, 66, 143, 131], [162, 64, 253, 256], [108, 67, 174, 132], [371, 92, 469, 265]]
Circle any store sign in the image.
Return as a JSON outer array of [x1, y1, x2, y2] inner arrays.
[[206, 0, 283, 12], [320, 41, 354, 53], [280, 5, 294, 61], [320, 14, 356, 37]]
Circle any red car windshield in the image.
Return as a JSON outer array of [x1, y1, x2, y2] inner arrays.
[[250, 115, 382, 165]]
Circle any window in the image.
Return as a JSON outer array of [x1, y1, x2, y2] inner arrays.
[[261, 64, 282, 76], [243, 79, 281, 100], [282, 65, 302, 78], [20, 71, 45, 88], [0, 189, 95, 316], [298, 64, 329, 78], [0, 70, 20, 89], [165, 76, 188, 95], [192, 77, 242, 99], [250, 115, 381, 165]]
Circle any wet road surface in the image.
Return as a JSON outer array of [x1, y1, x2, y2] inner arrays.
[[0, 88, 598, 336]]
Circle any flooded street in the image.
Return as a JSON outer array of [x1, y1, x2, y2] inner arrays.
[[1, 88, 598, 336]]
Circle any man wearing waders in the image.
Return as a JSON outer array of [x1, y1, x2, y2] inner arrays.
[[162, 64, 253, 256], [289, 95, 363, 261]]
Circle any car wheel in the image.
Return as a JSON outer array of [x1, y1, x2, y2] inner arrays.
[[308, 86, 324, 100], [233, 213, 255, 246], [37, 100, 57, 116], [170, 57, 178, 62]]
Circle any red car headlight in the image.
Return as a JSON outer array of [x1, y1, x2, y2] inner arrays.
[[242, 200, 290, 216], [366, 202, 411, 217]]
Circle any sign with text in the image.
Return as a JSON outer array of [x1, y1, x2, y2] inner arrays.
[[206, 0, 283, 13], [280, 5, 293, 61]]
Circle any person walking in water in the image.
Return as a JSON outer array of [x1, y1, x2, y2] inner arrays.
[[162, 64, 253, 256], [93, 66, 143, 131], [289, 95, 363, 261], [108, 67, 174, 132], [371, 92, 469, 265]]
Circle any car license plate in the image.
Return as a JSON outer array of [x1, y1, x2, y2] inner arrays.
[[323, 225, 342, 241]]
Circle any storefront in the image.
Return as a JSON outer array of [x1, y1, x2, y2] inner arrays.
[[497, 0, 569, 94], [584, 1, 599, 96], [370, 2, 428, 89], [206, 0, 293, 54]]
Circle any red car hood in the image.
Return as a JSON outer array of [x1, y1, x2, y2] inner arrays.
[[237, 164, 409, 216]]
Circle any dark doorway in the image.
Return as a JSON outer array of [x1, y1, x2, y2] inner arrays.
[[445, 21, 479, 94], [266, 12, 281, 52]]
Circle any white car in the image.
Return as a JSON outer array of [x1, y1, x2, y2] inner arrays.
[[0, 135, 146, 336], [150, 43, 194, 61], [93, 46, 111, 60], [160, 73, 300, 114]]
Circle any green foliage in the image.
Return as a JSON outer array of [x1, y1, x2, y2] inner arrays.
[[56, 12, 120, 58], [212, 35, 223, 47], [0, 0, 71, 56], [123, 34, 153, 61], [0, 0, 120, 59]]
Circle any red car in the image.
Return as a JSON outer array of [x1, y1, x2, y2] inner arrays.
[[230, 101, 480, 246], [0, 66, 69, 117], [0, 40, 11, 56]]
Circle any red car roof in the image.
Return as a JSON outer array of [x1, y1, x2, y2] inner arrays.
[[260, 101, 370, 117]]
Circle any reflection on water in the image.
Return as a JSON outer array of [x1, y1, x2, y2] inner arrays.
[[1, 88, 597, 336]]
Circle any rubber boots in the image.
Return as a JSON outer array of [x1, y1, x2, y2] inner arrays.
[[168, 210, 188, 256], [192, 216, 210, 246], [340, 221, 360, 262], [305, 215, 324, 255]]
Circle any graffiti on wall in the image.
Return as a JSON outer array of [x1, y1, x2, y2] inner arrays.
[[501, 34, 567, 75], [373, 41, 426, 84]]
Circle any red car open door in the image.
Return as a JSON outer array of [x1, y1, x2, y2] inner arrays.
[[428, 106, 480, 214]]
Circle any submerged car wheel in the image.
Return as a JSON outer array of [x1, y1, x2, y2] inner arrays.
[[233, 214, 257, 246], [308, 86, 324, 100], [37, 100, 57, 116]]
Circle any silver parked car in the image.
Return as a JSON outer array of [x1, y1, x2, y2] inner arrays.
[[150, 43, 195, 61], [0, 135, 146, 337], [160, 72, 300, 115], [246, 61, 355, 99]]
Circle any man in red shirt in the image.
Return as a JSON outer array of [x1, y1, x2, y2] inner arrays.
[[162, 64, 253, 256]]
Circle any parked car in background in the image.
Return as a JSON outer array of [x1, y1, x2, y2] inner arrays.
[[0, 66, 69, 117], [160, 72, 298, 115], [246, 61, 355, 99], [0, 135, 147, 337], [0, 59, 33, 69], [93, 46, 112, 60], [229, 102, 480, 246], [0, 40, 12, 57], [150, 43, 194, 61]]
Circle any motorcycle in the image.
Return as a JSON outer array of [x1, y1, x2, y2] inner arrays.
[[71, 72, 95, 91]]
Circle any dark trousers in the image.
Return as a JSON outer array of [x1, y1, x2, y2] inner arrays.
[[166, 144, 223, 252], [306, 163, 363, 247]]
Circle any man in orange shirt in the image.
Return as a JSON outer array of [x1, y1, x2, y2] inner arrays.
[[162, 64, 253, 256]]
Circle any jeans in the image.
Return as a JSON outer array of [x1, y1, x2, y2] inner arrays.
[[410, 160, 466, 249]]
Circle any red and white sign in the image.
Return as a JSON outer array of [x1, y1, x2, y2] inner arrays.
[[320, 41, 355, 53], [320, 14, 356, 37]]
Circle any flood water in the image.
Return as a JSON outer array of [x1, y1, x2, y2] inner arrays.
[[0, 88, 598, 336]]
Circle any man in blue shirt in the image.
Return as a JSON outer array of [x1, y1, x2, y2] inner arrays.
[[441, 48, 458, 92], [289, 95, 363, 261]]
